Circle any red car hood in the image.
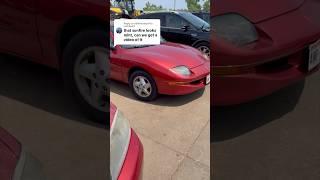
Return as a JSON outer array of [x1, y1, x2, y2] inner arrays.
[[124, 42, 206, 69], [213, 0, 305, 23]]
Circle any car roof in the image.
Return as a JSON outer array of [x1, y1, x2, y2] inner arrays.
[[141, 11, 189, 15]]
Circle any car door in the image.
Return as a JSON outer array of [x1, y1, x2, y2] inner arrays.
[[151, 13, 169, 41], [110, 34, 124, 82], [0, 0, 42, 60], [138, 13, 168, 41], [163, 14, 192, 45]]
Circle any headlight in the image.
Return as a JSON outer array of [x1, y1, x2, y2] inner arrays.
[[13, 149, 46, 180], [110, 110, 131, 180], [211, 13, 258, 46], [170, 66, 191, 76]]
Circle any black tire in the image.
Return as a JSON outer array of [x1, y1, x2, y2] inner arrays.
[[194, 41, 210, 57], [62, 29, 108, 123], [129, 70, 158, 101]]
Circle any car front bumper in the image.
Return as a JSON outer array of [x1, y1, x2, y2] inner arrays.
[[118, 130, 143, 180], [213, 0, 320, 105], [157, 62, 210, 95], [13, 148, 45, 180]]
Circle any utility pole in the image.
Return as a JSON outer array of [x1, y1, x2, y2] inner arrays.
[[174, 0, 176, 10]]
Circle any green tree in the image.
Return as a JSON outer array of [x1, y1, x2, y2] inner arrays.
[[185, 0, 201, 12], [143, 1, 165, 11], [202, 0, 210, 12]]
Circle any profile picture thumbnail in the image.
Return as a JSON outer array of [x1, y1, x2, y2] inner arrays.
[[116, 27, 123, 34]]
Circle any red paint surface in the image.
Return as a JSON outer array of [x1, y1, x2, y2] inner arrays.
[[110, 33, 210, 95], [110, 103, 143, 180], [212, 0, 320, 105], [0, 0, 107, 68], [0, 127, 21, 180]]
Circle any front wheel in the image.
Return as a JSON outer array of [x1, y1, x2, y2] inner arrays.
[[62, 29, 109, 123], [129, 71, 158, 101], [195, 42, 210, 58]]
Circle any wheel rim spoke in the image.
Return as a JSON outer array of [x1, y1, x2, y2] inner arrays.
[[144, 83, 151, 89], [78, 61, 96, 80], [139, 77, 145, 85], [134, 81, 140, 87], [91, 81, 101, 106], [94, 49, 108, 77], [142, 88, 150, 96]]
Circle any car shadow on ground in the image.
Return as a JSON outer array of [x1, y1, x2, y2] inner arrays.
[[211, 80, 305, 143], [0, 54, 104, 129], [110, 80, 206, 107]]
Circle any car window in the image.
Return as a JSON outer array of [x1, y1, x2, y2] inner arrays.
[[157, 14, 166, 27], [180, 12, 210, 29], [138, 13, 165, 26], [165, 14, 188, 28], [204, 14, 210, 24]]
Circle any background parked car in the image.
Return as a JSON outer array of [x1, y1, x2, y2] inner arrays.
[[136, 11, 211, 58], [0, 127, 45, 180], [192, 12, 210, 24], [0, 1, 107, 122], [110, 103, 143, 180]]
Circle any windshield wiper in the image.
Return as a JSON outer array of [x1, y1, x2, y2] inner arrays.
[[126, 45, 152, 49]]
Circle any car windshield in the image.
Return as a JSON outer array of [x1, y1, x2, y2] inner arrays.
[[179, 12, 210, 30]]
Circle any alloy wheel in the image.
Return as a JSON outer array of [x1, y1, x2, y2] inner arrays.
[[198, 45, 210, 58], [74, 47, 109, 112], [133, 76, 152, 98]]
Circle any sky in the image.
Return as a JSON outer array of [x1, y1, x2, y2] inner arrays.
[[135, 0, 205, 10]]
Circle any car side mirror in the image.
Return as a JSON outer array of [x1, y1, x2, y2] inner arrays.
[[111, 45, 120, 51], [181, 25, 190, 32]]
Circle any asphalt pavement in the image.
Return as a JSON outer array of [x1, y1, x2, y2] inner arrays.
[[111, 80, 210, 180], [0, 55, 107, 180], [212, 70, 320, 179]]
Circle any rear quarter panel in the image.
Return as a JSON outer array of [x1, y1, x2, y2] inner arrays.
[[36, 0, 107, 68]]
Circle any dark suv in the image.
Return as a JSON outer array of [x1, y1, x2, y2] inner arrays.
[[136, 11, 210, 57], [192, 12, 210, 24]]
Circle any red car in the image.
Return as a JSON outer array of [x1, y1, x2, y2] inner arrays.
[[110, 103, 143, 180], [110, 31, 210, 101], [0, 1, 107, 121], [212, 0, 320, 105], [0, 127, 45, 180]]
